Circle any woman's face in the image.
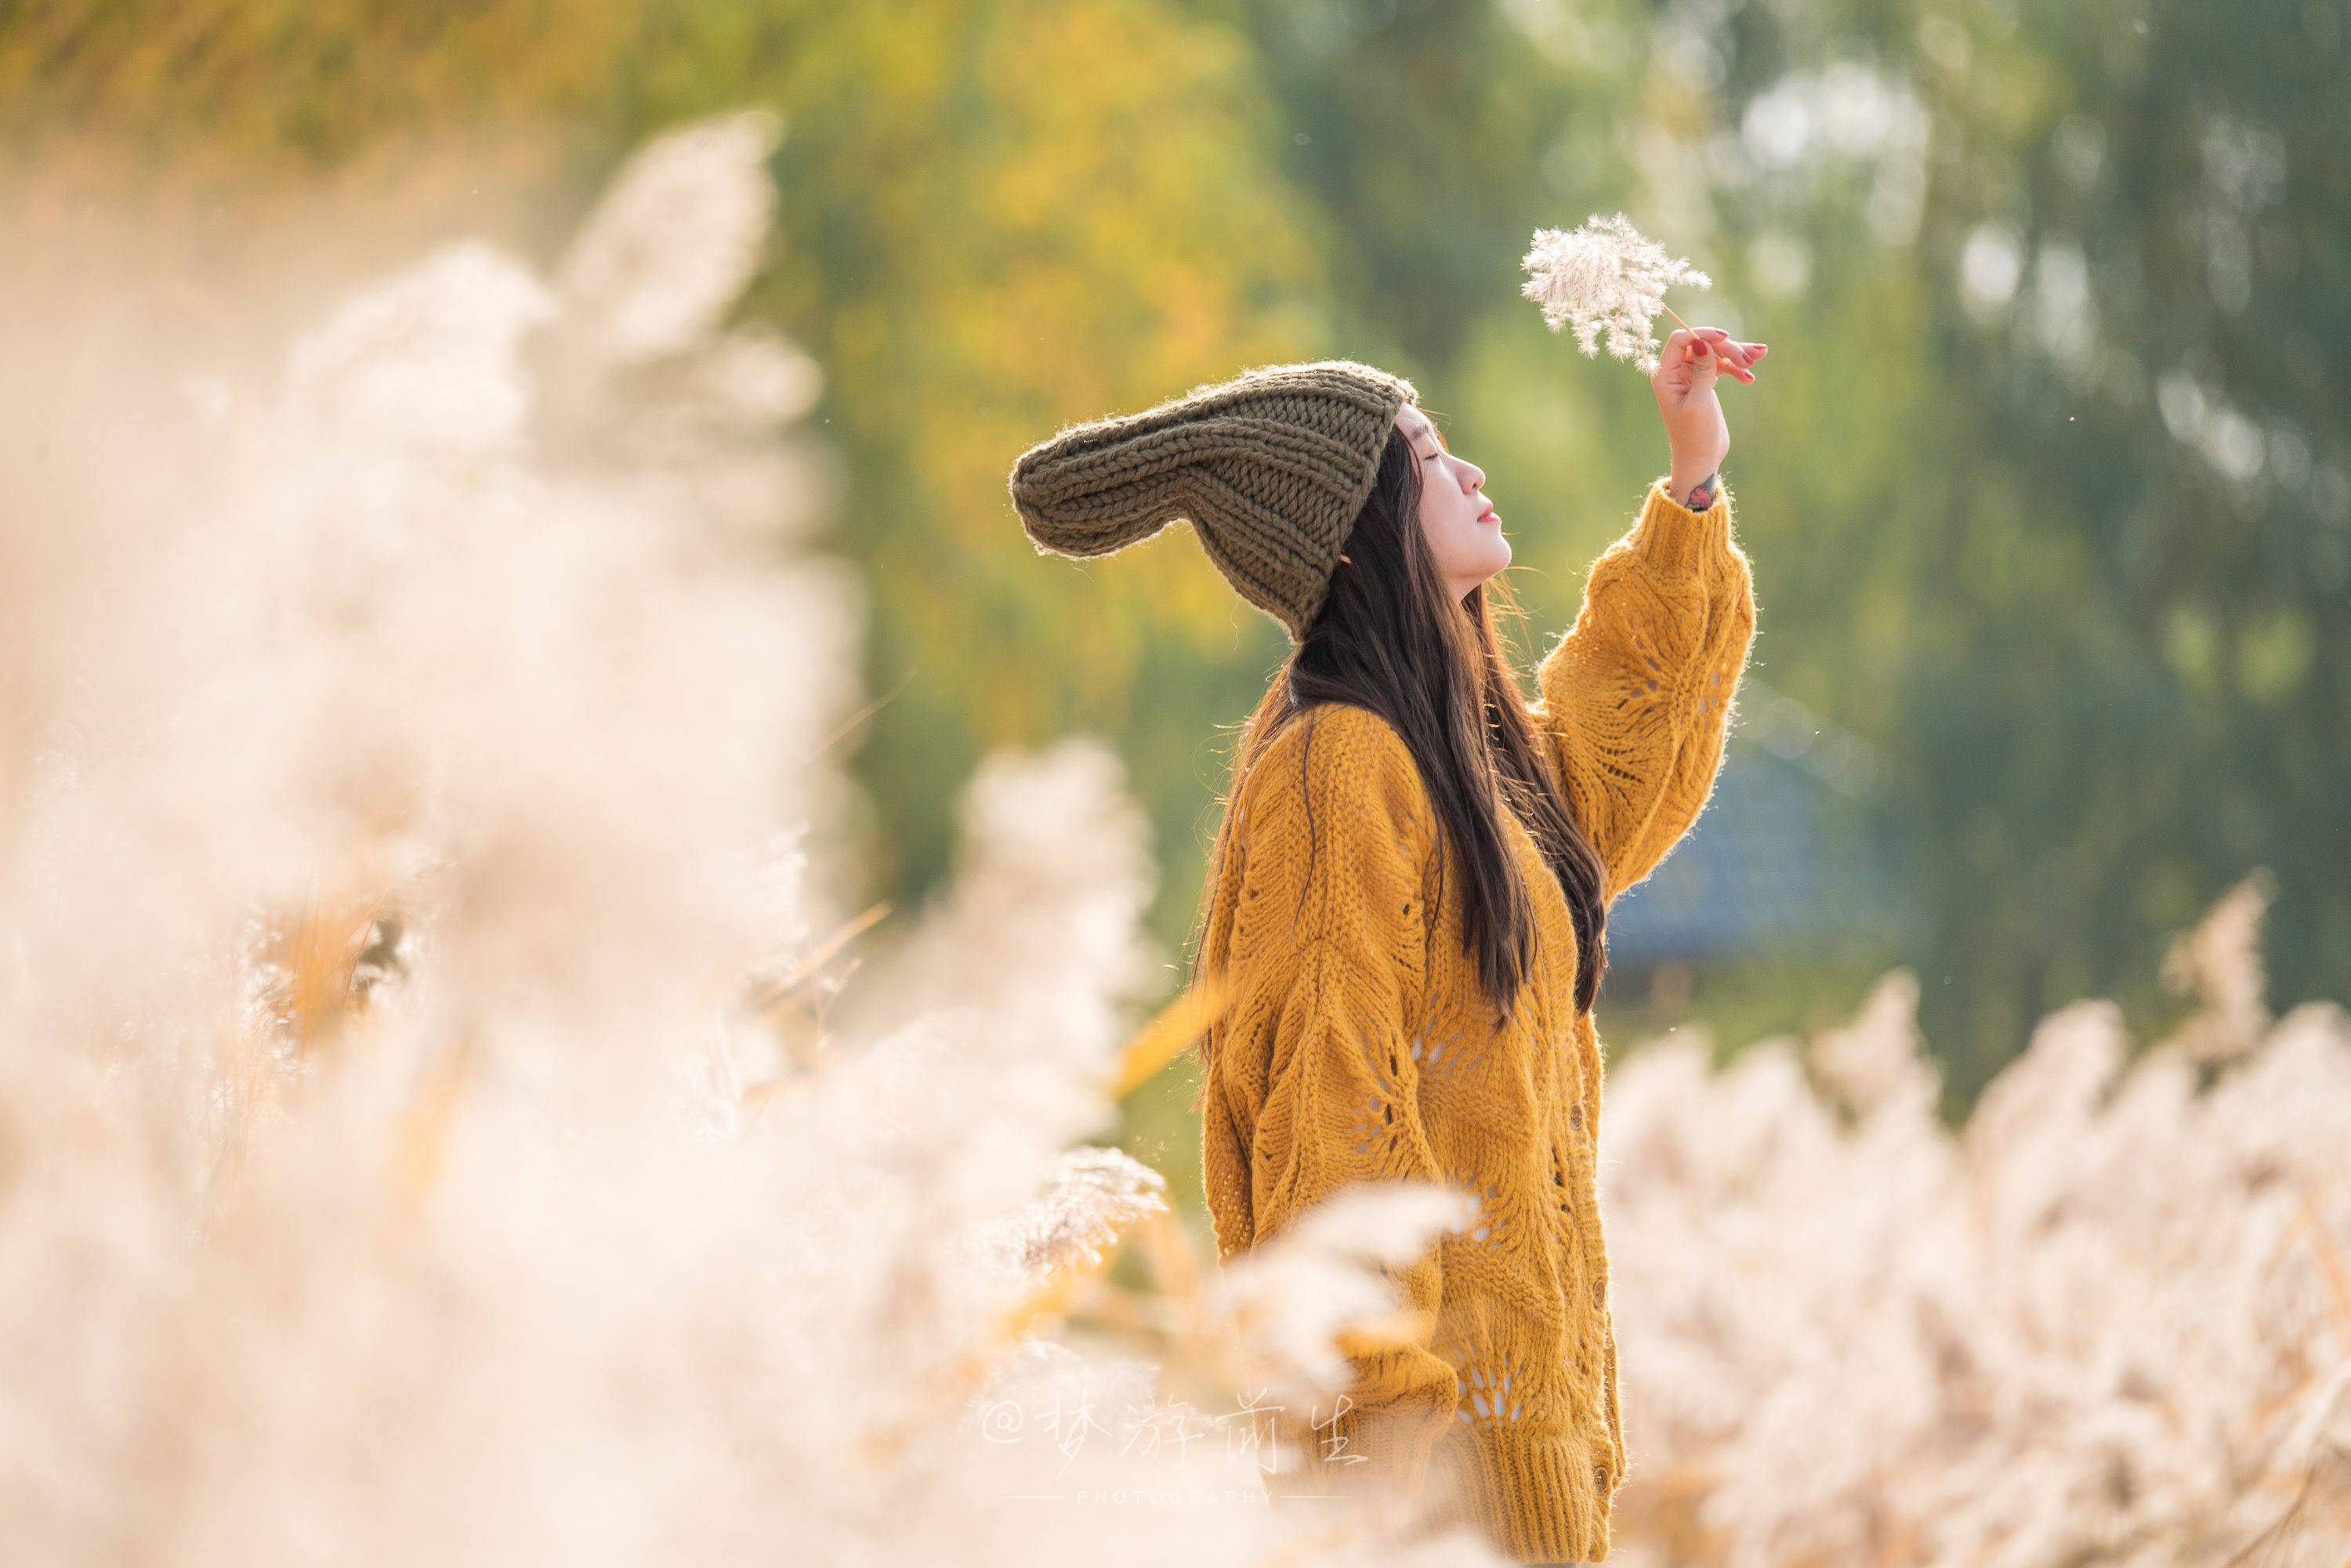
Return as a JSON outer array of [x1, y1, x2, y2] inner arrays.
[[1396, 404, 1506, 602]]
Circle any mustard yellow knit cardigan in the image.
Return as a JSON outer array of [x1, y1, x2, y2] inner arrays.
[[1198, 476, 1756, 1565]]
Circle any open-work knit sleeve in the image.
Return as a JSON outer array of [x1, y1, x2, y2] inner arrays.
[[1533, 476, 1757, 904], [1215, 704, 1460, 1494]]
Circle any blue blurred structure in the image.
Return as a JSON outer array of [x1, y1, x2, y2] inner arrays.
[[1603, 685, 1914, 969]]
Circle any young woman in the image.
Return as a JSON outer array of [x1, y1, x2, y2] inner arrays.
[[1009, 327, 1762, 1566]]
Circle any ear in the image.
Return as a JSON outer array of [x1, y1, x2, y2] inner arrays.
[[1339, 553, 1353, 565]]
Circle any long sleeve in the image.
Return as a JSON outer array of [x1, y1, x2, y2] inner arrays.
[[1205, 704, 1462, 1496], [1532, 476, 1757, 904]]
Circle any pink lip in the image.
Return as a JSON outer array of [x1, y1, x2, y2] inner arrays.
[[1476, 504, 1498, 523]]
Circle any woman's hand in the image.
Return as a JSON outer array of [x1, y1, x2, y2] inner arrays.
[[1654, 325, 1766, 507]]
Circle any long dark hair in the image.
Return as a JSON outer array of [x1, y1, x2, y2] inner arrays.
[[1187, 420, 1610, 1083]]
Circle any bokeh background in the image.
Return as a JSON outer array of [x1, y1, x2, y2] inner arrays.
[[11, 0, 2348, 1261]]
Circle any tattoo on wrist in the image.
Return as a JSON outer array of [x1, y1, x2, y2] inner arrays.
[[1681, 471, 1719, 509]]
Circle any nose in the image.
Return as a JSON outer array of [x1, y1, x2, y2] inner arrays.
[[1462, 459, 1486, 491]]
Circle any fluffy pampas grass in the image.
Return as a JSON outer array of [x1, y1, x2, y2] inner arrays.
[[1601, 874, 2351, 1568], [1521, 211, 1712, 373], [0, 107, 1490, 1568]]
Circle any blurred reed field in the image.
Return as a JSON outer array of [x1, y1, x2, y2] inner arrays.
[[2, 101, 2348, 1568], [0, 106, 1476, 1566]]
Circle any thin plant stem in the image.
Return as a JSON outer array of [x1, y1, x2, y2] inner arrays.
[[1662, 299, 1752, 369]]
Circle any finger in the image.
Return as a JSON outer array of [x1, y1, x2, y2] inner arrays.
[[1710, 336, 1759, 368], [1699, 341, 1748, 385], [1655, 332, 1701, 385]]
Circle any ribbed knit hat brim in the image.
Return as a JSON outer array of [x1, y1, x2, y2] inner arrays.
[[1009, 360, 1418, 641]]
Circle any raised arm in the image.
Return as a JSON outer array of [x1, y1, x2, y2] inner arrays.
[[1201, 703, 1461, 1494], [1531, 476, 1756, 904], [1525, 320, 1763, 903]]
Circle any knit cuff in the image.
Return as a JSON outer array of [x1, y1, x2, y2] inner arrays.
[[1627, 475, 1733, 575], [1422, 1429, 1614, 1566]]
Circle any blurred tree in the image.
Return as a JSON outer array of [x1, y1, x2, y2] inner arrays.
[[596, 0, 1336, 980], [1697, 0, 2349, 1099], [1196, 0, 2349, 1104], [0, 0, 631, 172], [1523, 0, 2349, 1101]]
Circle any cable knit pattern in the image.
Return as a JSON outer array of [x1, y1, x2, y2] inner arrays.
[[1198, 476, 1755, 1564], [1008, 360, 1418, 641]]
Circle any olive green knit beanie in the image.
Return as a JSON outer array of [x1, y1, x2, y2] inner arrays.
[[1009, 359, 1420, 643]]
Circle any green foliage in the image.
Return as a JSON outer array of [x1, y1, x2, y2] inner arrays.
[[1803, 0, 2351, 1097], [0, 0, 632, 170], [601, 0, 1334, 978], [1201, 0, 2350, 1103]]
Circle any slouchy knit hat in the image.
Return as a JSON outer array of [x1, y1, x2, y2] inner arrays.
[[1009, 359, 1419, 642]]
